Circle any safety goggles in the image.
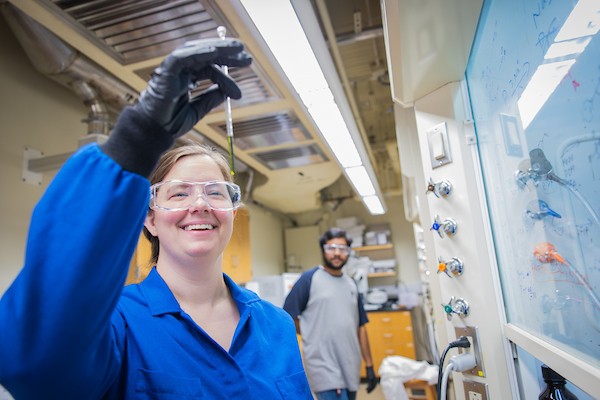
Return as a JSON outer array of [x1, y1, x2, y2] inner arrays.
[[323, 244, 351, 255], [149, 180, 241, 211]]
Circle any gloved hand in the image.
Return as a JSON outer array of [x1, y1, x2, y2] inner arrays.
[[134, 38, 252, 138], [366, 366, 378, 393]]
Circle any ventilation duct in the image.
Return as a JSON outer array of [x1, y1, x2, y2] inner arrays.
[[3, 2, 250, 177], [1, 3, 137, 128]]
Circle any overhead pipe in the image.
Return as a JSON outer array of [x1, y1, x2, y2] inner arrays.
[[71, 80, 111, 136], [0, 2, 138, 114], [1, 2, 136, 175], [3, 3, 251, 179]]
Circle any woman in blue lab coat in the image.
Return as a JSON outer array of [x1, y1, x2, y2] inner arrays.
[[0, 39, 312, 399]]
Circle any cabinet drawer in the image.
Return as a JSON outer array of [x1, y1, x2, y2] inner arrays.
[[367, 310, 411, 325], [371, 342, 415, 358], [368, 327, 414, 345]]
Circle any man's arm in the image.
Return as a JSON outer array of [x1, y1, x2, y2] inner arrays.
[[359, 325, 378, 393], [358, 325, 373, 368]]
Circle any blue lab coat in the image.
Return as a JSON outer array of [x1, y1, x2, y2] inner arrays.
[[0, 110, 311, 399]]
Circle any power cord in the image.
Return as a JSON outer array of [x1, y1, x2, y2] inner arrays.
[[440, 353, 477, 399], [437, 336, 471, 398]]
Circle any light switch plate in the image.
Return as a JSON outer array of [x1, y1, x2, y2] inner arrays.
[[426, 122, 452, 169], [463, 380, 489, 400]]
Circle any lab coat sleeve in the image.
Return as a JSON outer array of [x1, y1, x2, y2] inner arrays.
[[0, 108, 172, 399]]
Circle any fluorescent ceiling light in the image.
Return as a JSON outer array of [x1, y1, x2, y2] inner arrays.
[[240, 0, 362, 167], [517, 60, 575, 129], [240, 0, 386, 214], [345, 166, 376, 196], [239, 0, 327, 93], [362, 195, 385, 215], [304, 91, 362, 167]]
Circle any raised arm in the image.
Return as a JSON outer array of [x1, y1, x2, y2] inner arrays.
[[0, 39, 251, 399]]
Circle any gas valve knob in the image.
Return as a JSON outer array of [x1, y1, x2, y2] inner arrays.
[[437, 256, 464, 278], [426, 177, 452, 198], [430, 215, 458, 238], [441, 296, 470, 321]]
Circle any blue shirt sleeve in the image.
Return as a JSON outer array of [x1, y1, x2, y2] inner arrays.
[[357, 293, 369, 326], [0, 144, 150, 399], [283, 267, 318, 319]]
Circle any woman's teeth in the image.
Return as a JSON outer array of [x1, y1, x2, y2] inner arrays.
[[184, 224, 215, 231]]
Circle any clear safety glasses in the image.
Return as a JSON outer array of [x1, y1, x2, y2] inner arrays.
[[149, 180, 241, 211], [323, 244, 351, 255]]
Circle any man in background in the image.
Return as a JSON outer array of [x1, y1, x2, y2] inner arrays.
[[283, 227, 378, 400]]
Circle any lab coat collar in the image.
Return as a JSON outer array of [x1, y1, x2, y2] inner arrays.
[[140, 267, 260, 317]]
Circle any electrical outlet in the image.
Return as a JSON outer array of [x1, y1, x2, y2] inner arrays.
[[463, 380, 489, 400], [455, 326, 485, 377], [469, 392, 483, 400], [463, 335, 474, 357]]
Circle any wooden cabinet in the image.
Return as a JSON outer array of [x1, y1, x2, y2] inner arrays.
[[126, 207, 252, 285], [353, 244, 397, 278], [222, 208, 252, 283], [125, 232, 152, 285], [361, 310, 415, 377]]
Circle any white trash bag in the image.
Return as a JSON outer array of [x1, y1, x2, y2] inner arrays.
[[378, 356, 438, 400]]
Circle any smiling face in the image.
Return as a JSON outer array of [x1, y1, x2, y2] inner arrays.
[[144, 155, 236, 267]]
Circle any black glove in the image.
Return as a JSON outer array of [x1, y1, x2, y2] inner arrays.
[[100, 39, 252, 178], [134, 38, 253, 139], [366, 366, 378, 393]]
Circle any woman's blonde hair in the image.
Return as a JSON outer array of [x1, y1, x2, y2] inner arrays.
[[143, 141, 233, 264]]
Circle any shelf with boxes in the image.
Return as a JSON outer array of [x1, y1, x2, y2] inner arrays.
[[336, 217, 397, 278], [336, 217, 397, 279], [353, 244, 397, 277]]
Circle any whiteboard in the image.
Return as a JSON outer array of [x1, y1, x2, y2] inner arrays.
[[465, 0, 600, 370]]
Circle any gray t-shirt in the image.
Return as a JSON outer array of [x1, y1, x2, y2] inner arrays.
[[283, 266, 368, 393]]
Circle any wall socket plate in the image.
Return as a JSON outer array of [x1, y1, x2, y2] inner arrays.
[[463, 380, 489, 400], [455, 326, 486, 377]]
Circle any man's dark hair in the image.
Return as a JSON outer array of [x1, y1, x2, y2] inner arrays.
[[318, 227, 353, 248]]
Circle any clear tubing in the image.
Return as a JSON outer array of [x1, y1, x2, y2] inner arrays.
[[549, 174, 600, 233]]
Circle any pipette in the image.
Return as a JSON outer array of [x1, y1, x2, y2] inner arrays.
[[217, 26, 235, 176]]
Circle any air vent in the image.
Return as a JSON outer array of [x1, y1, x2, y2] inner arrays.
[[136, 61, 281, 109], [209, 110, 310, 150], [38, 0, 282, 105], [49, 0, 234, 64], [252, 145, 328, 170]]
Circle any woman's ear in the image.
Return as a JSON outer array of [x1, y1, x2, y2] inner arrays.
[[144, 212, 158, 237]]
